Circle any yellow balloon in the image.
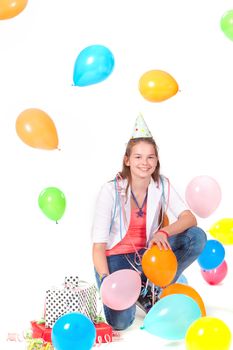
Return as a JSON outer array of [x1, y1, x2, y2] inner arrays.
[[0, 0, 28, 20], [185, 317, 232, 350], [209, 218, 233, 245], [138, 70, 178, 102], [16, 108, 59, 150]]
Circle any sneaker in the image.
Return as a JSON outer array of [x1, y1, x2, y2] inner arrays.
[[136, 284, 159, 313]]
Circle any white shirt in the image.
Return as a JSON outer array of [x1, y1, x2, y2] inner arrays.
[[91, 176, 188, 249]]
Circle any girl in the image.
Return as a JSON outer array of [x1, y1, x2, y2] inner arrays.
[[91, 115, 207, 331]]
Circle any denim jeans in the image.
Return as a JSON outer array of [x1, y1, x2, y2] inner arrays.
[[95, 226, 207, 330]]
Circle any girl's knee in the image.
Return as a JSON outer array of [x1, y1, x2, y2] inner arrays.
[[104, 307, 135, 331], [110, 317, 134, 331], [187, 226, 207, 253]]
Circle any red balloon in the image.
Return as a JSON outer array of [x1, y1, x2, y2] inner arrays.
[[201, 260, 228, 285]]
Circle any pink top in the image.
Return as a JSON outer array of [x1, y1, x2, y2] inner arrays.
[[106, 204, 147, 256]]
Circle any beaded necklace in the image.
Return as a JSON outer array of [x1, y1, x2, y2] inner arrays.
[[130, 189, 148, 217]]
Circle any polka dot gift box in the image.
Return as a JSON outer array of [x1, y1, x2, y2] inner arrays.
[[45, 277, 97, 328]]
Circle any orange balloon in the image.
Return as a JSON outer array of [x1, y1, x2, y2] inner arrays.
[[139, 70, 179, 102], [162, 213, 169, 227], [141, 245, 177, 287], [160, 283, 206, 316], [0, 0, 28, 20], [16, 108, 59, 150]]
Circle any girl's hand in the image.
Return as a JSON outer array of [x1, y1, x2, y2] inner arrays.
[[149, 231, 171, 250]]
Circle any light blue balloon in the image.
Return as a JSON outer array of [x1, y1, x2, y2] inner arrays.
[[197, 239, 225, 270], [177, 274, 188, 284], [73, 45, 115, 86], [141, 294, 201, 340], [52, 312, 96, 350]]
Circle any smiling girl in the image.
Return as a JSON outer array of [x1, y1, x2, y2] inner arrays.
[[91, 114, 206, 330]]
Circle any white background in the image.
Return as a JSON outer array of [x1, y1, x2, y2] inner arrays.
[[0, 0, 233, 348]]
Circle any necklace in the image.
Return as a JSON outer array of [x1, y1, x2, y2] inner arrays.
[[131, 190, 148, 217]]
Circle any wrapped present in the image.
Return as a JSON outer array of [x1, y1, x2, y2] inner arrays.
[[31, 321, 52, 342], [95, 322, 113, 344], [45, 278, 97, 328], [64, 276, 79, 289]]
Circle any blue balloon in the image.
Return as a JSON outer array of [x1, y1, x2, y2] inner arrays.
[[141, 294, 201, 340], [177, 274, 188, 284], [52, 312, 96, 350], [197, 239, 225, 270], [73, 45, 115, 86]]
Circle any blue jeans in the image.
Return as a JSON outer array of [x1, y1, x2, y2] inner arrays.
[[95, 226, 207, 330]]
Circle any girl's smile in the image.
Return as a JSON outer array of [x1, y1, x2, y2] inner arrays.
[[125, 141, 158, 180]]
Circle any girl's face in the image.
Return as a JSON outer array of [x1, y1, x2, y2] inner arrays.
[[124, 141, 158, 180]]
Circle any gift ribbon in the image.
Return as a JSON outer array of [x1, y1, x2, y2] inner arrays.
[[6, 330, 53, 350], [27, 338, 53, 350]]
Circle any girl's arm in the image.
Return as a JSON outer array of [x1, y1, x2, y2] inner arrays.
[[161, 210, 197, 236], [92, 243, 109, 277], [149, 210, 197, 250]]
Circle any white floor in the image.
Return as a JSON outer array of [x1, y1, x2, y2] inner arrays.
[[1, 261, 233, 350], [101, 262, 233, 350]]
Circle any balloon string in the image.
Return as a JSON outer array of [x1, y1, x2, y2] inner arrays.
[[162, 176, 170, 214], [115, 174, 143, 265], [124, 254, 142, 274], [115, 174, 169, 303], [115, 174, 170, 258], [151, 284, 155, 305]]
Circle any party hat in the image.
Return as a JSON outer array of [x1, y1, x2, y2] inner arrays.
[[131, 113, 153, 139]]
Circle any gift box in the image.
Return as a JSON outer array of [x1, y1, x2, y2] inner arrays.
[[31, 321, 52, 342], [64, 276, 79, 288], [95, 322, 112, 344], [45, 278, 97, 328]]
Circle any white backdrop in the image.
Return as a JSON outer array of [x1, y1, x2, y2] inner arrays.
[[0, 0, 233, 339]]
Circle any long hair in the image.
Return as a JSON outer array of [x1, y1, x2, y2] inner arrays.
[[119, 137, 160, 185]]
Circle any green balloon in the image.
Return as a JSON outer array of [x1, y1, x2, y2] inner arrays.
[[38, 187, 66, 222], [220, 10, 233, 41]]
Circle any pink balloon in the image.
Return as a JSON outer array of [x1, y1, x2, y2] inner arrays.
[[185, 176, 221, 218], [201, 260, 228, 285], [100, 269, 141, 310]]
